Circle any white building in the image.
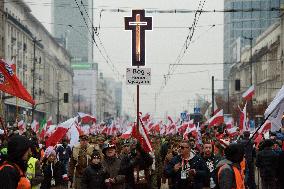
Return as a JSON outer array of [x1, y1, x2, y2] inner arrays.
[[229, 21, 282, 106], [3, 0, 73, 123]]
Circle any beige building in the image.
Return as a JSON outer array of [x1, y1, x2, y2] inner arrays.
[[0, 1, 4, 59], [229, 21, 283, 106], [3, 0, 73, 123]]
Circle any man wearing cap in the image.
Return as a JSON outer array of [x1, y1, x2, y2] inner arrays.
[[101, 142, 125, 189], [68, 135, 94, 189]]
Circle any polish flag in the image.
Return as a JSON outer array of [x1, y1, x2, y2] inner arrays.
[[120, 126, 133, 139], [141, 113, 151, 123], [225, 118, 234, 129], [18, 120, 26, 135], [178, 119, 194, 134], [183, 123, 197, 140], [78, 112, 96, 124], [239, 103, 248, 132], [160, 124, 167, 135], [254, 120, 272, 147], [46, 117, 76, 147], [208, 109, 224, 128], [242, 85, 255, 101], [226, 127, 238, 137], [264, 85, 284, 132], [46, 116, 52, 129], [31, 120, 40, 133], [132, 120, 153, 152]]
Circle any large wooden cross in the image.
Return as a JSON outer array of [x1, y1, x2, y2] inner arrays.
[[125, 10, 152, 66]]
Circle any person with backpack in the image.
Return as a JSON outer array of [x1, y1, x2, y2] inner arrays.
[[0, 135, 32, 189], [216, 143, 245, 189]]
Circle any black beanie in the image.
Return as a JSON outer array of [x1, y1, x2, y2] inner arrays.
[[7, 135, 31, 161]]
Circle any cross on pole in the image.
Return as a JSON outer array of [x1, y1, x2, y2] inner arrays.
[[125, 10, 152, 66]]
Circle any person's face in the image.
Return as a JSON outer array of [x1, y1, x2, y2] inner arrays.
[[122, 145, 130, 154], [91, 156, 101, 165], [106, 148, 116, 157], [80, 139, 88, 147], [22, 148, 32, 161], [48, 154, 56, 162], [179, 142, 190, 155], [204, 143, 213, 156]]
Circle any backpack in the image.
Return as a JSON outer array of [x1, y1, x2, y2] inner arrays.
[[0, 161, 31, 189]]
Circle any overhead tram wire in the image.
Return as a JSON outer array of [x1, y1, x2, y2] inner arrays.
[[158, 0, 207, 95], [73, 0, 122, 81], [4, 1, 283, 13], [76, 0, 136, 112]]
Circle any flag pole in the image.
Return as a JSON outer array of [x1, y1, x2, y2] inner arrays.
[[248, 111, 273, 144]]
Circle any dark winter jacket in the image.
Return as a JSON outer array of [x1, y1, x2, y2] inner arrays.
[[120, 154, 135, 189], [101, 156, 125, 189], [56, 145, 72, 162], [202, 154, 221, 187], [81, 164, 109, 189], [41, 161, 66, 189], [164, 153, 208, 189], [256, 147, 279, 180]]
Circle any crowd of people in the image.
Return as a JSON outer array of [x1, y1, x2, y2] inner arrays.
[[0, 123, 284, 189]]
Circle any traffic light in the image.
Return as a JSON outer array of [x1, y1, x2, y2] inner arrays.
[[63, 93, 69, 103], [235, 79, 240, 91]]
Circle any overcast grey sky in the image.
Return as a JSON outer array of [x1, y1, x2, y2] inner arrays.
[[27, 0, 224, 120]]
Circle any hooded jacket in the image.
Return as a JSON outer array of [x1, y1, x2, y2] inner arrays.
[[216, 159, 237, 189], [0, 135, 31, 189]]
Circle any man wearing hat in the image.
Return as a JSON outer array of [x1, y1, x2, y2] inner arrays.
[[68, 135, 94, 189], [101, 142, 125, 189]]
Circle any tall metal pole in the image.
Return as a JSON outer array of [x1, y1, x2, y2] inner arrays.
[[57, 82, 60, 124], [78, 90, 80, 113], [211, 76, 215, 116], [137, 84, 139, 129], [31, 39, 36, 121]]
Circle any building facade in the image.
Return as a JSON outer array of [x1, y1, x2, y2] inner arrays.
[[96, 73, 122, 123], [71, 62, 98, 115], [223, 0, 281, 90], [229, 21, 282, 107], [3, 0, 73, 124], [51, 0, 93, 62]]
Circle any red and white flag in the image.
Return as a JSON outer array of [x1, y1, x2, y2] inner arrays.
[[46, 116, 52, 129], [78, 112, 97, 124], [183, 123, 197, 140], [46, 117, 76, 147], [264, 85, 284, 132], [208, 109, 224, 128], [31, 120, 40, 133], [239, 103, 249, 132], [226, 127, 238, 137], [120, 126, 133, 139], [242, 85, 255, 101], [178, 119, 194, 134], [18, 120, 26, 135], [132, 120, 153, 152]]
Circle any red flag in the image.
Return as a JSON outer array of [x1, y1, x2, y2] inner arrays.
[[78, 112, 96, 124], [0, 59, 35, 104]]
